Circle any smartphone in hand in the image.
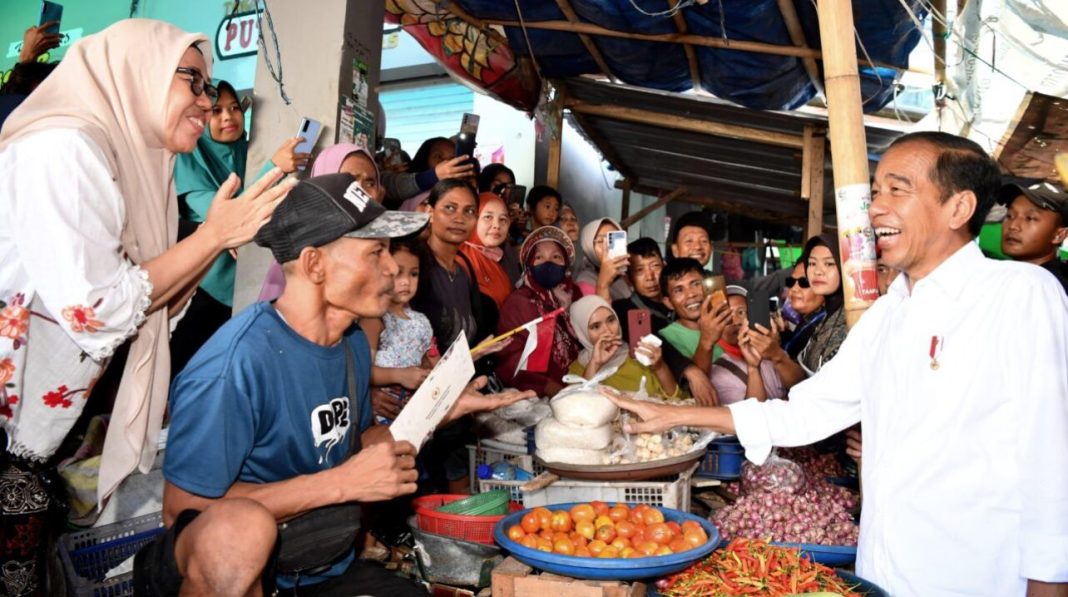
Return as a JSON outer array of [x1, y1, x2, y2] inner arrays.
[[627, 309, 652, 356], [748, 289, 771, 331], [454, 112, 479, 159], [40, 1, 63, 35], [294, 118, 322, 170], [607, 230, 628, 260]]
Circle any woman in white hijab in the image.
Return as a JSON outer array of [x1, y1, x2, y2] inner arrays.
[[574, 217, 632, 302], [0, 20, 290, 590], [568, 295, 683, 400]]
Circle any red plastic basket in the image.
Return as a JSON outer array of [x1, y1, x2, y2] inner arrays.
[[413, 494, 522, 545]]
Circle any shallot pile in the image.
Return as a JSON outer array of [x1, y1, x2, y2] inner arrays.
[[712, 454, 860, 546]]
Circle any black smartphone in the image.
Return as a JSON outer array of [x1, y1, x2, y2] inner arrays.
[[40, 1, 63, 35], [507, 184, 526, 206], [454, 112, 479, 159], [748, 289, 771, 331]]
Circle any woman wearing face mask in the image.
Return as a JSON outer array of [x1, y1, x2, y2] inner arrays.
[[170, 80, 307, 374], [568, 295, 682, 399], [0, 21, 289, 589], [494, 227, 583, 397], [574, 218, 632, 302], [459, 193, 513, 309]]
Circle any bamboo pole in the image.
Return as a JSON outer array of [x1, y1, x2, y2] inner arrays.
[[816, 0, 878, 328], [566, 100, 804, 149], [803, 125, 827, 239], [481, 17, 821, 59], [932, 0, 948, 84], [669, 0, 703, 93], [776, 0, 825, 98], [554, 0, 619, 83], [621, 187, 687, 229]]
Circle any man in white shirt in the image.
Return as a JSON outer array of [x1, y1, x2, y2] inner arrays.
[[609, 132, 1068, 596]]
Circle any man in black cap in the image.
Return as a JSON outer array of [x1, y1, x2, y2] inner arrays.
[[999, 181, 1068, 294], [136, 173, 530, 596]]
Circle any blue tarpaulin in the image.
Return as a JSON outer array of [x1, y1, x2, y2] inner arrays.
[[457, 0, 926, 112]]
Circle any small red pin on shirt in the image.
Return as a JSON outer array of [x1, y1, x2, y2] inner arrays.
[[929, 335, 943, 370]]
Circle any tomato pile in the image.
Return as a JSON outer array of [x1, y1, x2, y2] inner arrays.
[[504, 502, 711, 559]]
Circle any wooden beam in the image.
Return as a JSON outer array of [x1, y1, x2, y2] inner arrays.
[[817, 0, 877, 328], [566, 100, 804, 149], [802, 125, 827, 239], [481, 18, 821, 60], [775, 0, 825, 98], [621, 180, 632, 223], [669, 0, 703, 93], [687, 195, 806, 226], [621, 187, 687, 229], [554, 0, 619, 83]]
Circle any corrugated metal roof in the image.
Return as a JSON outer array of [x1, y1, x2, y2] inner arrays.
[[561, 78, 904, 225]]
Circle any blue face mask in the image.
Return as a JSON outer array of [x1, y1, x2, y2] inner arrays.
[[531, 262, 567, 289]]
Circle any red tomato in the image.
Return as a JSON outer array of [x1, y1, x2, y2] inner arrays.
[[553, 538, 574, 555], [587, 539, 608, 556], [575, 520, 595, 541], [681, 520, 702, 535], [615, 520, 637, 539], [669, 537, 690, 553], [574, 545, 592, 558], [608, 504, 630, 523], [666, 521, 682, 536], [598, 546, 620, 559], [520, 535, 538, 549], [655, 545, 673, 556], [590, 500, 610, 517], [532, 507, 552, 530], [569, 504, 595, 523], [536, 537, 553, 552], [550, 510, 572, 533], [641, 508, 666, 525], [635, 540, 659, 556], [507, 525, 525, 542], [684, 527, 709, 547], [521, 512, 540, 534], [647, 522, 673, 546], [610, 537, 630, 552], [594, 524, 617, 543]]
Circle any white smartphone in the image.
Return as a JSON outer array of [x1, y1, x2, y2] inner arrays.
[[294, 118, 322, 170], [607, 230, 628, 260]]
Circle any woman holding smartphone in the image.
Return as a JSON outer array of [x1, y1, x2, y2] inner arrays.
[[575, 217, 632, 302]]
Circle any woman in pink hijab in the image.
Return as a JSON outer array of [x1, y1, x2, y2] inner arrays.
[[257, 144, 384, 301]]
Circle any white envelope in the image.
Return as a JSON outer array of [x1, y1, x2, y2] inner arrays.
[[389, 334, 475, 449]]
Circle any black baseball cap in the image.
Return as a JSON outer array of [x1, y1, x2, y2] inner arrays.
[[997, 181, 1068, 222], [254, 173, 429, 263]]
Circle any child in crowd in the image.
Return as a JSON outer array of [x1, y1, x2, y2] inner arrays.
[[526, 185, 562, 229], [362, 239, 437, 424]]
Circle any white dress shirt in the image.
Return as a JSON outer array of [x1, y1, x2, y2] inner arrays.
[[728, 242, 1068, 596]]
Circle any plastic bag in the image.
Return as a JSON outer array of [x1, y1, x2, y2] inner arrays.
[[740, 451, 806, 494]]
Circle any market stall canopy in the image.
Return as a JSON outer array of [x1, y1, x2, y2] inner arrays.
[[384, 0, 927, 113], [560, 78, 903, 227]]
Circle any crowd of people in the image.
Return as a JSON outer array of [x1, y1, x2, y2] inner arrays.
[[0, 17, 1066, 597]]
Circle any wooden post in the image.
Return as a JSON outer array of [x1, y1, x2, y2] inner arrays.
[[546, 103, 563, 189], [802, 125, 826, 239], [621, 179, 632, 223], [816, 0, 878, 328]]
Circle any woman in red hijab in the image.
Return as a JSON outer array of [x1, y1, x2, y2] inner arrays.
[[459, 193, 514, 309]]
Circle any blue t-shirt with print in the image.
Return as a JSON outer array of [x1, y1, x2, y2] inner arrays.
[[163, 301, 374, 586]]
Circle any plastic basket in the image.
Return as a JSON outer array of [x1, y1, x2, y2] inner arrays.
[[467, 443, 541, 494], [58, 512, 165, 597], [413, 494, 523, 545], [479, 464, 696, 511], [696, 437, 745, 480]]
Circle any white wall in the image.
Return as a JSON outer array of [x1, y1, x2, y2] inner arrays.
[[472, 93, 536, 190]]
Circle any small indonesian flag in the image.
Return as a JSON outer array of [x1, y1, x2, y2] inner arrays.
[[515, 307, 564, 375]]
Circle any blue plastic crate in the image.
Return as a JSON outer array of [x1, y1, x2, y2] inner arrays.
[[696, 436, 744, 480], [58, 512, 165, 596]]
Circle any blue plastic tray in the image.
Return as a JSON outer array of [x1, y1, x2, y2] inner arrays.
[[493, 503, 720, 581]]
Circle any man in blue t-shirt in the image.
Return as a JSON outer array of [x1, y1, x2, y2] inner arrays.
[[135, 173, 531, 596]]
